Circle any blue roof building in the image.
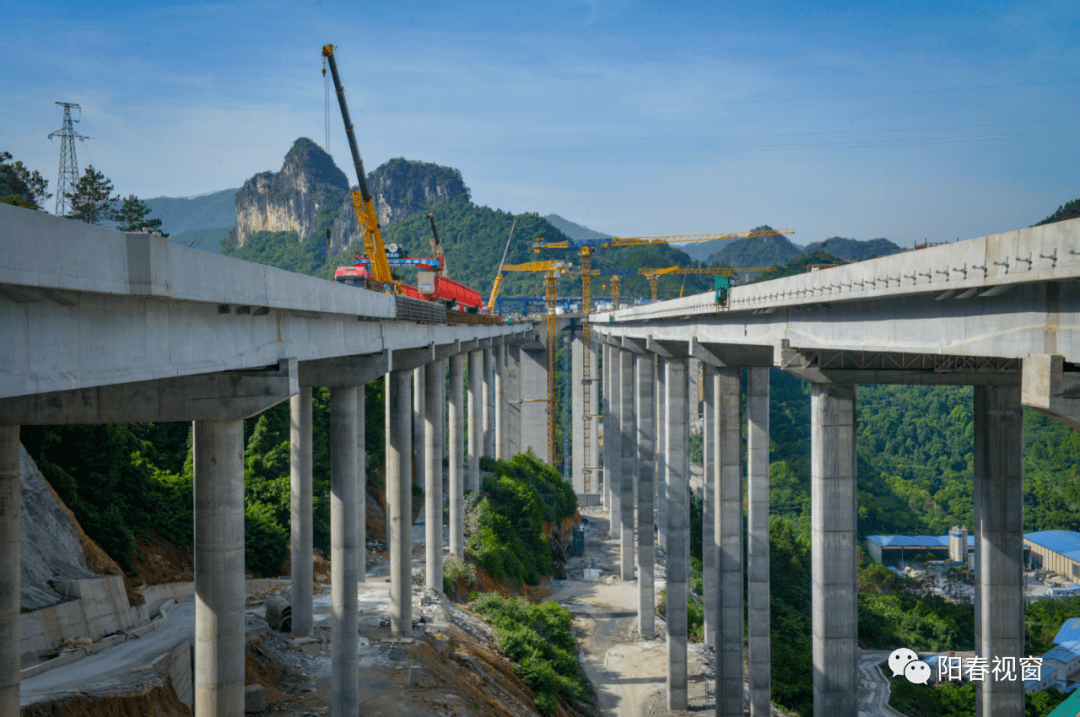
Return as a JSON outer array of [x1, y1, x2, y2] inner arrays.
[[1026, 531, 1080, 581]]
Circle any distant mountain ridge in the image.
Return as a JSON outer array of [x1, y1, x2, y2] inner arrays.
[[705, 226, 804, 268], [543, 214, 612, 243], [142, 188, 238, 236], [803, 236, 902, 260]]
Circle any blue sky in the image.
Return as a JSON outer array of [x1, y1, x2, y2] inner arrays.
[[3, 0, 1078, 246]]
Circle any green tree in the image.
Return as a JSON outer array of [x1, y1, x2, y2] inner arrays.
[[0, 151, 51, 209], [66, 165, 119, 224], [113, 194, 169, 236]]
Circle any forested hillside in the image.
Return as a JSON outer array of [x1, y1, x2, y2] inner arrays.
[[1035, 197, 1080, 226], [222, 196, 724, 302]]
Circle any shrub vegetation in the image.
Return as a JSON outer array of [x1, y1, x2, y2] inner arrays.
[[469, 593, 588, 716]]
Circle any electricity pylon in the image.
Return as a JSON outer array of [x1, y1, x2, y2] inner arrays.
[[48, 103, 89, 217]]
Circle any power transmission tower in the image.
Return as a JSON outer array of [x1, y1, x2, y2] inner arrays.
[[48, 102, 89, 217]]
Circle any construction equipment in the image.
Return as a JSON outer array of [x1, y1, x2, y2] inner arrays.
[[426, 213, 447, 275], [322, 44, 395, 289], [486, 218, 518, 312], [640, 265, 776, 302], [501, 260, 571, 465], [534, 228, 793, 491], [533, 227, 794, 252]]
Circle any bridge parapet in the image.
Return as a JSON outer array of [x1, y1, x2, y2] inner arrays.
[[595, 217, 1080, 322]]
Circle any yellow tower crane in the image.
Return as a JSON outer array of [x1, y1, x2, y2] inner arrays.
[[500, 260, 571, 466], [534, 227, 793, 495], [640, 265, 777, 302]]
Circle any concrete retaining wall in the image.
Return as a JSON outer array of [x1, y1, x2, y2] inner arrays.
[[153, 640, 193, 711], [20, 575, 145, 664], [141, 582, 195, 617]]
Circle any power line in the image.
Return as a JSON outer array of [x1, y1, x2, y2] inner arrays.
[[47, 102, 89, 217]]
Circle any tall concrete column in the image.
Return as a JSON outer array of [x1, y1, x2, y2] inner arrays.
[[572, 332, 599, 496], [609, 346, 623, 539], [656, 356, 667, 553], [717, 367, 744, 717], [449, 354, 465, 559], [811, 383, 857, 717], [387, 371, 413, 637], [413, 365, 426, 487], [329, 387, 359, 717], [193, 419, 246, 717], [636, 353, 656, 638], [0, 425, 20, 717], [701, 365, 716, 648], [602, 344, 612, 509], [483, 347, 493, 457], [666, 357, 689, 711], [357, 387, 367, 583], [974, 385, 1024, 717], [495, 343, 507, 460], [467, 350, 482, 492], [620, 347, 636, 580], [290, 388, 314, 636], [747, 368, 771, 716], [425, 361, 444, 592]]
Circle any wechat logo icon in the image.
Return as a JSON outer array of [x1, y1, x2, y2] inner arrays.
[[889, 647, 931, 684]]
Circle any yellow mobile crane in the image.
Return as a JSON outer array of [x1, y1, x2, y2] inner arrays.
[[486, 218, 518, 312], [322, 45, 395, 289], [500, 259, 571, 466]]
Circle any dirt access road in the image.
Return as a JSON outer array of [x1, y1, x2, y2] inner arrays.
[[550, 507, 903, 717], [550, 509, 716, 717]]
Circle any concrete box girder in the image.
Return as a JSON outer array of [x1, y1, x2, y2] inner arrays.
[[0, 359, 297, 424]]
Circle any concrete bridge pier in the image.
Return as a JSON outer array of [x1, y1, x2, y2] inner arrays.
[[608, 345, 623, 539], [413, 366, 426, 488], [496, 343, 507, 460], [425, 360, 445, 592], [811, 383, 857, 717], [701, 365, 716, 649], [974, 385, 1025, 717], [635, 349, 656, 638], [620, 346, 636, 580], [717, 367, 744, 716], [290, 388, 314, 636], [483, 347, 493, 457], [468, 350, 482, 492], [449, 354, 465, 558], [356, 388, 367, 583], [602, 344, 612, 509], [1, 425, 20, 717], [193, 419, 247, 717], [387, 371, 413, 637], [747, 367, 771, 716], [329, 387, 360, 717], [665, 355, 690, 711], [655, 357, 667, 554]]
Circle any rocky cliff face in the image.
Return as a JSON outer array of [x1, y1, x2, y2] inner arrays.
[[19, 443, 100, 610], [235, 138, 351, 249], [368, 158, 469, 226], [235, 139, 469, 255]]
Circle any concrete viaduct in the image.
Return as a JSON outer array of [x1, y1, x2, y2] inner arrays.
[[0, 205, 549, 717], [3, 200, 1079, 717], [583, 217, 1080, 716]]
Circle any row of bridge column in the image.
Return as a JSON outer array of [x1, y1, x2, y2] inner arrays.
[[0, 343, 513, 717], [597, 339, 1027, 716]]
